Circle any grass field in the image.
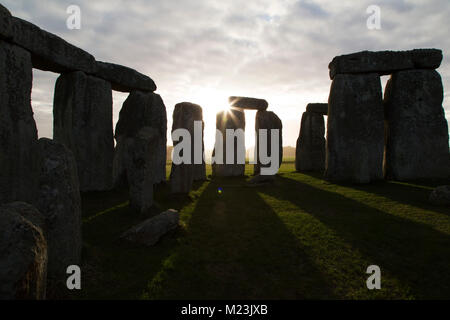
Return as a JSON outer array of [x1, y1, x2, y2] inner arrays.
[[75, 161, 450, 300]]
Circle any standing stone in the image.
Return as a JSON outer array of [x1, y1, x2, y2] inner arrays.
[[36, 138, 82, 283], [0, 202, 47, 300], [254, 110, 283, 175], [296, 111, 325, 172], [0, 40, 38, 204], [384, 70, 450, 180], [53, 71, 114, 192], [123, 127, 159, 214], [325, 73, 384, 183], [212, 109, 246, 177], [0, 4, 13, 40], [114, 91, 167, 186], [194, 119, 207, 181], [170, 102, 205, 194]]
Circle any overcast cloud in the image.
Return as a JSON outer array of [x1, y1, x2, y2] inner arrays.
[[3, 0, 450, 149]]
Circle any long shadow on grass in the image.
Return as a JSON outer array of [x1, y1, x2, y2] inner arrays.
[[301, 171, 450, 217], [145, 176, 336, 299], [77, 182, 193, 300], [260, 176, 450, 299]]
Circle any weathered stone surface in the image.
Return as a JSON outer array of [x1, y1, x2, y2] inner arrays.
[[114, 91, 167, 185], [0, 202, 47, 300], [429, 186, 450, 206], [212, 109, 246, 177], [121, 209, 179, 246], [53, 71, 114, 192], [325, 73, 384, 183], [94, 61, 156, 93], [254, 110, 283, 175], [170, 102, 205, 194], [229, 96, 268, 111], [0, 4, 13, 39], [36, 138, 82, 282], [123, 127, 159, 214], [306, 103, 328, 115], [11, 17, 96, 74], [296, 111, 325, 172], [384, 70, 450, 180], [193, 119, 207, 182], [329, 49, 442, 79], [0, 41, 38, 205]]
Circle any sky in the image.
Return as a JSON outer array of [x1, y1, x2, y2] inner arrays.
[[3, 0, 450, 150]]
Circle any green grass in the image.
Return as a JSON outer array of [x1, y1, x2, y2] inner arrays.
[[72, 163, 450, 300]]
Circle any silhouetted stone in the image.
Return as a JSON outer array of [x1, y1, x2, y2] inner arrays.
[[36, 139, 82, 283], [325, 73, 384, 183], [123, 127, 159, 214], [11, 17, 96, 73], [306, 103, 328, 115], [0, 41, 38, 205], [170, 102, 205, 194], [429, 186, 450, 206], [254, 110, 283, 175], [54, 71, 114, 192], [329, 49, 442, 79], [0, 202, 47, 300], [229, 96, 268, 111], [296, 111, 325, 172], [121, 209, 179, 246], [94, 61, 156, 92], [212, 109, 246, 177], [384, 69, 450, 180], [114, 91, 167, 185], [0, 4, 12, 39]]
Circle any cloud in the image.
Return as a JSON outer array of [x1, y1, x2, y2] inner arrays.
[[2, 0, 450, 148]]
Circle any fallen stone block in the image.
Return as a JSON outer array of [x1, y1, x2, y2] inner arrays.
[[94, 61, 156, 92], [429, 186, 450, 206], [0, 202, 47, 300], [229, 96, 268, 111], [121, 209, 179, 246]]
